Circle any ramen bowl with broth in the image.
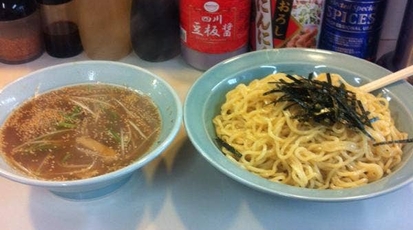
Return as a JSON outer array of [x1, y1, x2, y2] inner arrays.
[[184, 48, 413, 202], [0, 61, 182, 199]]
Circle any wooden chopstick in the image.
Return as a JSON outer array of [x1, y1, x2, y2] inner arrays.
[[359, 65, 413, 92]]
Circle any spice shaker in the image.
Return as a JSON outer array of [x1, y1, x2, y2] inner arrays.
[[77, 0, 132, 60], [130, 0, 180, 62], [37, 0, 82, 58], [318, 0, 388, 61], [0, 0, 43, 64], [180, 0, 251, 71]]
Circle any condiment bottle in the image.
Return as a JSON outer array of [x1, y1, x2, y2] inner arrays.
[[180, 0, 251, 71], [37, 0, 83, 58], [130, 0, 180, 62], [376, 0, 413, 84], [318, 0, 388, 62], [250, 0, 325, 50], [0, 0, 44, 64], [77, 0, 132, 60], [388, 0, 413, 71]]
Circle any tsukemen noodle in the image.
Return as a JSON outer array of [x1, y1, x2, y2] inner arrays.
[[213, 73, 408, 189], [0, 84, 161, 181]]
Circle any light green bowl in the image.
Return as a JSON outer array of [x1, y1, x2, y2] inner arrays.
[[0, 61, 182, 199], [184, 48, 413, 202]]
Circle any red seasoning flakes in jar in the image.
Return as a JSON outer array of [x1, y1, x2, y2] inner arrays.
[[0, 0, 44, 64], [250, 0, 324, 50], [180, 0, 251, 71]]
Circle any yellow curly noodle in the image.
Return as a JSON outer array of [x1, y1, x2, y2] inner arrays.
[[213, 73, 407, 189]]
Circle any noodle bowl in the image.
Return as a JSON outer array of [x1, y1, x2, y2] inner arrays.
[[184, 48, 413, 201], [0, 61, 182, 199], [213, 73, 407, 189]]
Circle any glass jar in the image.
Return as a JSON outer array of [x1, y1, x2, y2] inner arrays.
[[0, 0, 44, 64], [37, 0, 83, 58], [77, 0, 132, 60]]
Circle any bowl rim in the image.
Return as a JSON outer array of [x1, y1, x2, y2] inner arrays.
[[184, 48, 413, 202], [0, 60, 183, 188]]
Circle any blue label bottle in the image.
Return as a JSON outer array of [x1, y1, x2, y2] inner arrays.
[[318, 0, 387, 61]]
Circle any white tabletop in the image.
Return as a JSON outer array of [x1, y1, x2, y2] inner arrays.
[[1, 52, 413, 230]]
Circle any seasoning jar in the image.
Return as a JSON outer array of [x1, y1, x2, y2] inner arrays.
[[318, 0, 388, 62], [180, 0, 251, 71], [77, 0, 132, 60], [37, 0, 83, 58], [130, 0, 180, 62], [0, 0, 44, 64]]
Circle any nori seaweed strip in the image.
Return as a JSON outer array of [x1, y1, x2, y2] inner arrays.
[[373, 138, 413, 146], [215, 137, 242, 158], [264, 74, 374, 139], [308, 72, 315, 80], [326, 73, 332, 85], [369, 117, 379, 123], [285, 74, 301, 83]]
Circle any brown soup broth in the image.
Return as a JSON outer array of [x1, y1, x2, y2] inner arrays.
[[0, 84, 161, 181]]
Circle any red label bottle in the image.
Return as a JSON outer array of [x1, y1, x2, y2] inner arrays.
[[180, 0, 251, 70]]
